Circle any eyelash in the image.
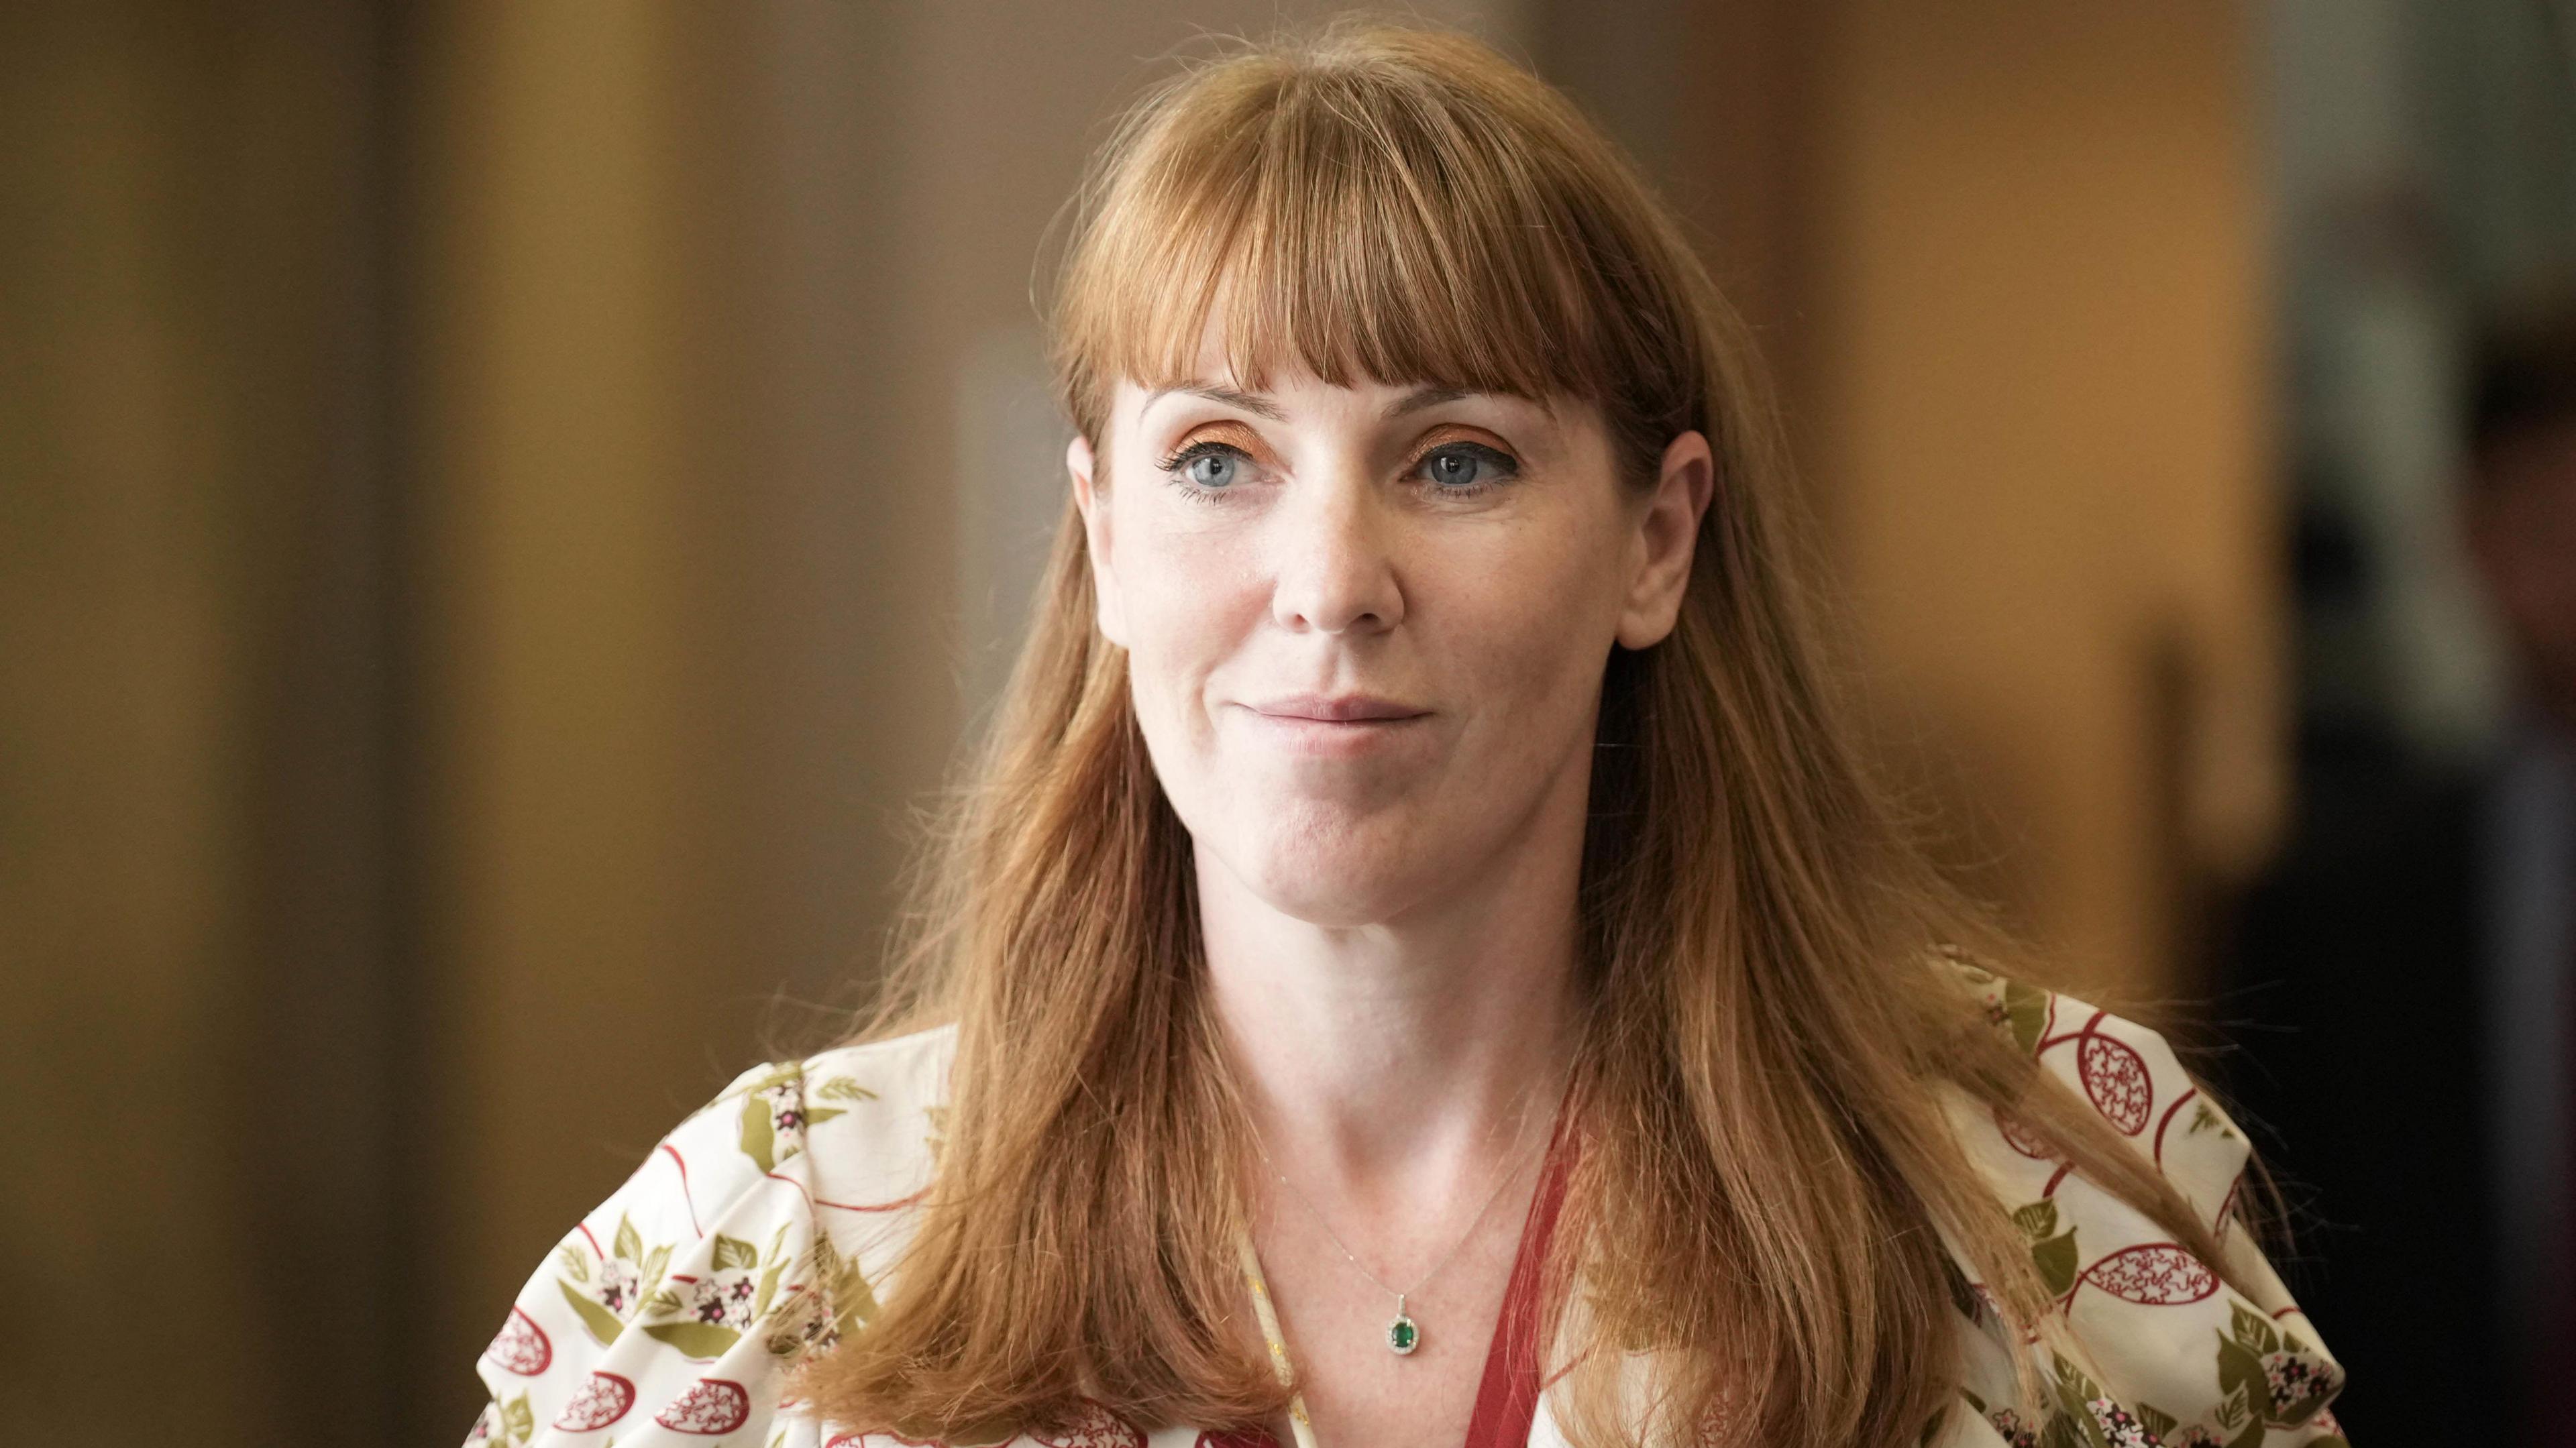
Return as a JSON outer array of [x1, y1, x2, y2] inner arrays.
[[1150, 439, 1523, 504]]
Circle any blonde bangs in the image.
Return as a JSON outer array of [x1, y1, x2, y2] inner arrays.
[[1051, 28, 1699, 467]]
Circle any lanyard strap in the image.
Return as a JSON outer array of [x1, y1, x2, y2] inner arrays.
[[1235, 1230, 1324, 1448]]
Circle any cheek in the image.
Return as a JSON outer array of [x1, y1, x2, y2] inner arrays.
[[1114, 512, 1259, 714], [1438, 520, 1629, 698]]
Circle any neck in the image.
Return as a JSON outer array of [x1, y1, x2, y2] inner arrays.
[[1197, 785, 1587, 1217]]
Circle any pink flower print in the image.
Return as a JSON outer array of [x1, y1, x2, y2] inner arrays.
[[760, 1080, 807, 1147], [685, 1268, 760, 1330], [2261, 1349, 2340, 1418], [2085, 1400, 2160, 1448], [2167, 1429, 2223, 1448], [594, 1256, 642, 1317], [1984, 1409, 2039, 1448]]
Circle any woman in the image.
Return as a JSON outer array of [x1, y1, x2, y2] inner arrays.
[[466, 22, 2346, 1448]]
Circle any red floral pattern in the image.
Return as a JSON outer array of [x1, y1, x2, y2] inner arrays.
[[2076, 1029, 2153, 1135], [461, 971, 2346, 1447], [2079, 1243, 2221, 1306], [653, 1378, 751, 1435], [551, 1372, 634, 1431], [483, 1306, 551, 1377], [1993, 1105, 2058, 1160]]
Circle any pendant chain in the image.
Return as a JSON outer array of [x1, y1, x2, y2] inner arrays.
[[1244, 1064, 1570, 1343]]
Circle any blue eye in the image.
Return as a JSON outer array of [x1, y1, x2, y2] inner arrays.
[[1415, 444, 1517, 492], [1159, 441, 1248, 496], [1184, 449, 1240, 489]]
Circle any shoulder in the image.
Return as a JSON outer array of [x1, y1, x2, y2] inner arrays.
[[784, 1025, 958, 1241], [1930, 960, 2350, 1447], [1942, 960, 2247, 1224], [462, 1025, 957, 1447]]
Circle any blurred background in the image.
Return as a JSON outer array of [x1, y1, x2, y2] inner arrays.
[[5, 0, 2571, 1442]]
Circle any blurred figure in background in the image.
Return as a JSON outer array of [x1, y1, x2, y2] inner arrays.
[[2223, 298, 2576, 1444]]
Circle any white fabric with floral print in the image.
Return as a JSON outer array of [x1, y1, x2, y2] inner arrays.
[[464, 967, 2349, 1447]]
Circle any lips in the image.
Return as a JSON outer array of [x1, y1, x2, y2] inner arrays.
[[1246, 693, 1428, 722]]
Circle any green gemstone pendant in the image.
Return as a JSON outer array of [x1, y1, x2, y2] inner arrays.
[[1387, 1300, 1420, 1356]]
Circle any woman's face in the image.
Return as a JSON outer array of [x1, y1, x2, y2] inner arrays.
[[1069, 343, 1711, 928]]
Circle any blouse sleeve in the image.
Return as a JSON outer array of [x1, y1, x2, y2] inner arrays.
[[459, 1057, 874, 1447], [1941, 968, 2351, 1448]]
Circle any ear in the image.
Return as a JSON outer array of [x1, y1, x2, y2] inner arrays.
[[1616, 430, 1716, 651], [1069, 433, 1129, 647]]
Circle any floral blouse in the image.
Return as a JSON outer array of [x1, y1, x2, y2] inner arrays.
[[464, 970, 2350, 1447]]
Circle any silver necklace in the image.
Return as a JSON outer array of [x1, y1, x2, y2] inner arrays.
[[1246, 1072, 1566, 1357]]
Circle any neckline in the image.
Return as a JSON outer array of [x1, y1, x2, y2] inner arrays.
[[1231, 1103, 1579, 1448]]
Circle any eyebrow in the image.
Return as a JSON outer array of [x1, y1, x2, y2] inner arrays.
[[1141, 383, 1484, 422]]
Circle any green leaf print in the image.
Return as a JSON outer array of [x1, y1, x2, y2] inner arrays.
[[2031, 1357, 2114, 1448], [2215, 1335, 2269, 1433], [754, 1223, 792, 1319], [557, 1242, 590, 1282], [2228, 1302, 2279, 1355], [714, 1233, 760, 1272], [2031, 1229, 2080, 1297], [814, 1076, 876, 1101], [642, 1243, 672, 1299], [2002, 980, 2050, 1055], [2134, 1405, 2178, 1440], [843, 1274, 879, 1331], [2049, 1354, 2102, 1409], [557, 1279, 628, 1347], [925, 1104, 951, 1165], [2213, 1382, 2251, 1432], [816, 1233, 878, 1332], [641, 1321, 743, 1359], [2036, 1410, 2101, 1448], [755, 1261, 786, 1321], [2011, 1201, 2061, 1239], [740, 1091, 777, 1174], [501, 1392, 535, 1445], [614, 1214, 642, 1264]]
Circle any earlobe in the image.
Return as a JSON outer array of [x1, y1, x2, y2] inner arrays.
[[1069, 435, 1128, 647]]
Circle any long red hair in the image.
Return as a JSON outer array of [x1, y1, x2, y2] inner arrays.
[[790, 20, 2235, 1446]]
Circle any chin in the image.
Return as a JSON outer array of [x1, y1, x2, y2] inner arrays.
[[1223, 824, 1441, 928]]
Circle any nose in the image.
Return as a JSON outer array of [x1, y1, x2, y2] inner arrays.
[[1270, 474, 1404, 635]]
